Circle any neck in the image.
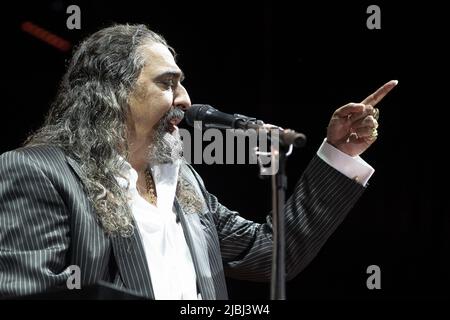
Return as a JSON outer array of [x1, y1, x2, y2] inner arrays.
[[128, 134, 153, 175]]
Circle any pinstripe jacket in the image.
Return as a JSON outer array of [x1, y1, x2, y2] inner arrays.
[[0, 144, 364, 299]]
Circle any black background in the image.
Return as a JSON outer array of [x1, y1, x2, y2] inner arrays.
[[2, 0, 449, 300]]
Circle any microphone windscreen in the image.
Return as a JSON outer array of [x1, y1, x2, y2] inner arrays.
[[185, 104, 211, 127]]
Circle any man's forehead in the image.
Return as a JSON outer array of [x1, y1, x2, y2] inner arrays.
[[141, 43, 181, 74]]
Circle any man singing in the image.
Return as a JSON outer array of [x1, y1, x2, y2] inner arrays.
[[0, 24, 396, 299]]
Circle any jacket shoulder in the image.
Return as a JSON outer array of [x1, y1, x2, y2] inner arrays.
[[0, 144, 72, 179], [1, 144, 66, 162]]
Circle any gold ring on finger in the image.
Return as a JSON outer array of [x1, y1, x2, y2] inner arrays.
[[371, 128, 378, 138], [373, 108, 380, 121]]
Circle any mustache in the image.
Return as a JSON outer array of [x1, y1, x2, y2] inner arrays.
[[154, 107, 185, 133], [165, 107, 184, 123]]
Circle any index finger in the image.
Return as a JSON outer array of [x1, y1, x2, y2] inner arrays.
[[361, 80, 398, 106]]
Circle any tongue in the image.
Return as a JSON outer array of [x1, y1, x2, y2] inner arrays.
[[167, 122, 178, 134]]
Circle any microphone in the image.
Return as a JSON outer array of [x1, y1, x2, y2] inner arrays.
[[185, 104, 306, 148], [185, 104, 256, 130]]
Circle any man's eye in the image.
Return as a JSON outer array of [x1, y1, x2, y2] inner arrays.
[[162, 79, 176, 89]]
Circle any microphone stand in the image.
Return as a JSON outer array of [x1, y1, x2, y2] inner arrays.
[[271, 143, 287, 300], [191, 109, 307, 300], [254, 125, 306, 300]]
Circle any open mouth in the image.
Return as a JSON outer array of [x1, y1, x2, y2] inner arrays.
[[167, 117, 183, 133], [163, 107, 185, 134]]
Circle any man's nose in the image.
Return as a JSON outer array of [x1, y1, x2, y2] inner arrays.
[[173, 84, 191, 112]]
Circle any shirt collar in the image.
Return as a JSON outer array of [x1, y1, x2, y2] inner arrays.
[[115, 156, 181, 192]]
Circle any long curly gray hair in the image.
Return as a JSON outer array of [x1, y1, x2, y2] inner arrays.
[[25, 24, 175, 237]]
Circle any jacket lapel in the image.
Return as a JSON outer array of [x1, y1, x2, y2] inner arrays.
[[110, 233, 154, 299], [66, 157, 84, 181], [65, 156, 154, 299], [174, 198, 216, 300]]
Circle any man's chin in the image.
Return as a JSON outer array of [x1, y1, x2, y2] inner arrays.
[[148, 125, 183, 165], [167, 124, 178, 134]]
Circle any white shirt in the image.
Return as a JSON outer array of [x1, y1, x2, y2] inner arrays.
[[115, 139, 374, 300], [116, 159, 199, 300], [317, 139, 374, 186]]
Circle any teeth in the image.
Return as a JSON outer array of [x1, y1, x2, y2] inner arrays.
[[169, 118, 181, 126]]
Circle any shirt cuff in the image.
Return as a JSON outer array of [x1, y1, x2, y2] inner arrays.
[[316, 139, 375, 186]]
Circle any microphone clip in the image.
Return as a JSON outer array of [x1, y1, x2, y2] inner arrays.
[[233, 114, 257, 130]]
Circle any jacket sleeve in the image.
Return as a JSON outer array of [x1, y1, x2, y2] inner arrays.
[[0, 150, 71, 297], [192, 155, 365, 281]]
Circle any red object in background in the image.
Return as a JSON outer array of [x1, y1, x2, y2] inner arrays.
[[21, 21, 72, 52]]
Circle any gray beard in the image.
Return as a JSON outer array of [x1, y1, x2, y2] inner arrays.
[[146, 107, 205, 215], [148, 107, 184, 165]]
